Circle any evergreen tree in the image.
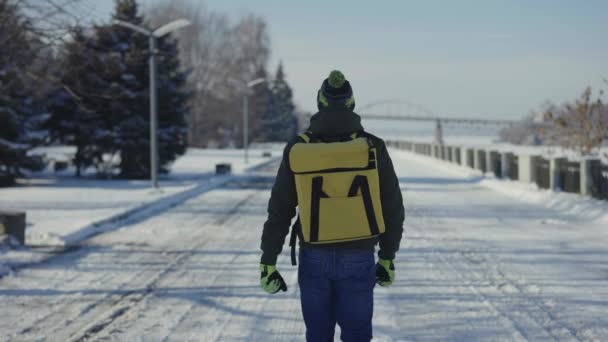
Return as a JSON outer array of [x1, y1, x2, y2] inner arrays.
[[46, 29, 110, 176], [102, 0, 189, 178], [0, 0, 47, 184], [48, 0, 190, 178], [259, 62, 296, 142], [99, 0, 151, 178]]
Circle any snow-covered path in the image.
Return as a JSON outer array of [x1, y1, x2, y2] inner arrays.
[[1, 151, 607, 341]]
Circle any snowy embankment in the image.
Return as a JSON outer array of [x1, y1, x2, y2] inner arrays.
[[391, 148, 608, 225], [0, 147, 281, 277]]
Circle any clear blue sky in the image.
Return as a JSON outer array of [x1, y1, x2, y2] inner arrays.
[[91, 0, 607, 119]]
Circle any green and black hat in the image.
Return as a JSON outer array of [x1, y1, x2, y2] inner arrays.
[[317, 70, 355, 111]]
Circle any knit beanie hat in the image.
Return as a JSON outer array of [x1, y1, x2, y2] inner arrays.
[[317, 70, 355, 111]]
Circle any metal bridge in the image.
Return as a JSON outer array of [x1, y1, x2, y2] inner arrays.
[[355, 99, 517, 144]]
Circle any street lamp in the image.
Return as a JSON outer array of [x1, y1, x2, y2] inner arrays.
[[113, 19, 191, 188], [243, 77, 266, 164]]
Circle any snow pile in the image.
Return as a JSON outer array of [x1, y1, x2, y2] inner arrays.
[[481, 178, 608, 224]]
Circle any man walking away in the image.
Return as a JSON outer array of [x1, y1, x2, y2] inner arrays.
[[259, 70, 405, 341]]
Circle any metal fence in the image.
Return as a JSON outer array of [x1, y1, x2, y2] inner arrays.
[[590, 162, 608, 200], [558, 161, 580, 193], [535, 158, 550, 189]]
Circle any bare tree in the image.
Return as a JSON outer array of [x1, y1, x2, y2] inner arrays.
[[542, 87, 608, 156], [14, 0, 95, 46], [145, 0, 271, 147], [498, 112, 542, 145]]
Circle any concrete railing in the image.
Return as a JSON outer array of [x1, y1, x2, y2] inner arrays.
[[386, 140, 608, 200]]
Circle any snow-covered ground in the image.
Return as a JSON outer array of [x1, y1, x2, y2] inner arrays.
[[1, 147, 607, 340], [394, 150, 608, 225], [0, 147, 281, 276]]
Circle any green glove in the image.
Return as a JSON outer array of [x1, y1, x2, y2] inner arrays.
[[375, 258, 395, 287], [260, 264, 287, 294]]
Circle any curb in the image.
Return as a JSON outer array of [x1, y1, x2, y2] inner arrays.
[[61, 175, 234, 246], [245, 155, 282, 173], [64, 155, 281, 245]]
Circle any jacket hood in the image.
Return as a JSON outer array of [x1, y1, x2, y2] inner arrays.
[[307, 108, 364, 138]]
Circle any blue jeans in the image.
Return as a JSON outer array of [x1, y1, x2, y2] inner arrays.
[[298, 248, 376, 342]]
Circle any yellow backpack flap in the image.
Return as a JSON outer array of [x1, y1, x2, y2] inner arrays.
[[289, 132, 386, 244]]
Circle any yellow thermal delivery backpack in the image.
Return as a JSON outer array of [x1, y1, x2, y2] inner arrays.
[[289, 132, 386, 244]]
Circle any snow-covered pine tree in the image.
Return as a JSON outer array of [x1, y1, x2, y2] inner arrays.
[[0, 0, 47, 185], [97, 0, 151, 179], [97, 0, 189, 178], [47, 29, 111, 177], [259, 63, 296, 142]]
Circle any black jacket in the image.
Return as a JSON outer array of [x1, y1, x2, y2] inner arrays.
[[260, 108, 404, 265]]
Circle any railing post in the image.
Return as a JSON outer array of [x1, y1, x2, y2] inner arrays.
[[449, 146, 456, 163], [580, 158, 600, 196], [550, 157, 567, 190], [502, 152, 514, 179], [465, 148, 475, 168], [474, 149, 487, 172], [454, 147, 461, 164], [487, 151, 499, 177], [518, 155, 539, 184], [486, 150, 493, 174]]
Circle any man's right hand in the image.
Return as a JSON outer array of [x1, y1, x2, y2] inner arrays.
[[260, 264, 288, 294]]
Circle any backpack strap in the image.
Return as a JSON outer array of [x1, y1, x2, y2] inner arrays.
[[289, 220, 300, 266], [298, 133, 311, 143], [347, 175, 381, 236]]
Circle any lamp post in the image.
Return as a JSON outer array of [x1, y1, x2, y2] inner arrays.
[[243, 77, 266, 164], [113, 19, 191, 188]]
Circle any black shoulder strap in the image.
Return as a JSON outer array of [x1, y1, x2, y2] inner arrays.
[[347, 175, 380, 236], [289, 219, 300, 266], [298, 132, 311, 143]]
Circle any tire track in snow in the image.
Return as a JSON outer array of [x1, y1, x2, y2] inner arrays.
[[158, 198, 263, 341], [378, 216, 516, 341], [65, 193, 259, 342], [411, 204, 585, 341], [406, 209, 530, 341], [97, 178, 304, 341], [7, 189, 258, 341]]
